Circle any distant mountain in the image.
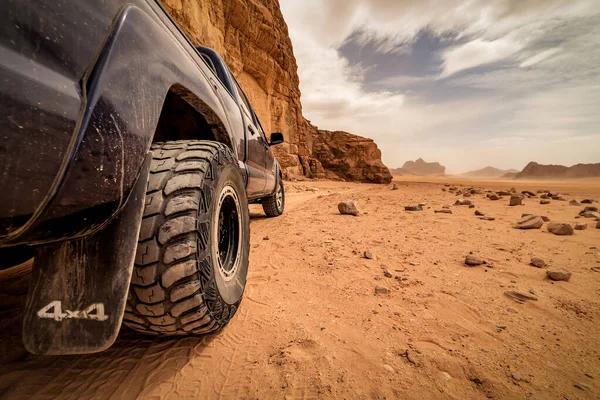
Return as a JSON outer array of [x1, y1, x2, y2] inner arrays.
[[389, 167, 417, 176], [461, 166, 519, 178], [516, 162, 600, 179], [401, 158, 446, 176], [500, 172, 519, 179]]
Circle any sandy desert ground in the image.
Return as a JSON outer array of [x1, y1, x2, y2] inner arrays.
[[1, 176, 599, 399]]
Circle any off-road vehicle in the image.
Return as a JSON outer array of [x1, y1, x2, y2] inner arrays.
[[0, 0, 285, 354]]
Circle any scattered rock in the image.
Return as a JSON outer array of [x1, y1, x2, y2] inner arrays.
[[522, 190, 536, 197], [454, 199, 472, 206], [465, 255, 485, 266], [574, 223, 587, 230], [474, 210, 485, 216], [580, 206, 598, 214], [404, 349, 420, 365], [581, 199, 593, 204], [383, 270, 393, 278], [442, 204, 451, 209], [364, 250, 373, 259], [516, 215, 544, 229], [375, 286, 390, 295], [541, 216, 551, 222], [512, 374, 523, 382], [547, 223, 574, 236], [498, 190, 511, 196], [404, 205, 423, 211], [509, 195, 523, 206], [540, 194, 549, 199], [504, 290, 538, 303], [383, 364, 395, 373], [569, 199, 580, 206], [488, 194, 500, 201], [481, 216, 496, 221], [540, 199, 551, 205], [582, 211, 600, 219], [338, 200, 360, 216], [263, 236, 270, 240], [530, 257, 546, 268], [434, 209, 452, 214], [555, 196, 568, 201], [392, 184, 399, 190], [574, 382, 592, 391], [468, 204, 475, 208], [590, 267, 600, 273], [546, 268, 572, 281]]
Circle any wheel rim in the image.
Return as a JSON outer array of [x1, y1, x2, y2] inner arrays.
[[214, 185, 242, 282], [276, 182, 283, 210]]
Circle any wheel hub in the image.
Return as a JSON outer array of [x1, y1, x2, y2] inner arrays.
[[214, 185, 242, 281]]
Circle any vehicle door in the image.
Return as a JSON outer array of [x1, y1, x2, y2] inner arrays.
[[251, 113, 276, 195], [231, 78, 265, 197]]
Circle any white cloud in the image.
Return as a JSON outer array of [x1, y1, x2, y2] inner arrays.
[[279, 0, 600, 173], [519, 47, 562, 68], [440, 38, 523, 78]]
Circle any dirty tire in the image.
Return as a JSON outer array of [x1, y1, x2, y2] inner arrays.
[[262, 178, 284, 217], [124, 140, 250, 335]]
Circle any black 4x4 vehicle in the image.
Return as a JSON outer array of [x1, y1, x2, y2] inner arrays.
[[0, 0, 285, 355]]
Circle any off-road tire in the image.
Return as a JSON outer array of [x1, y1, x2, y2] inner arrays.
[[123, 140, 250, 335], [262, 178, 284, 217]]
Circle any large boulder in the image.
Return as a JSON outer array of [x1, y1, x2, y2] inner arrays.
[[338, 200, 360, 216]]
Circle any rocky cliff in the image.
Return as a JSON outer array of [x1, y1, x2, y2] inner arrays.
[[159, 0, 391, 183], [516, 162, 600, 179], [401, 158, 446, 176]]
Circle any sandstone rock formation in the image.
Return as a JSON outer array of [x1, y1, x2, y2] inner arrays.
[[401, 158, 445, 176], [516, 162, 600, 179], [159, 0, 390, 183]]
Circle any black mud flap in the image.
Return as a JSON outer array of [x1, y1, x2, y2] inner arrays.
[[22, 155, 151, 355]]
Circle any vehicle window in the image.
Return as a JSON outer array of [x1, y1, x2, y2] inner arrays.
[[200, 54, 217, 75], [232, 78, 254, 121]]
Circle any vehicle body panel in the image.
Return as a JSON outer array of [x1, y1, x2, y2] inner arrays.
[[0, 0, 280, 247]]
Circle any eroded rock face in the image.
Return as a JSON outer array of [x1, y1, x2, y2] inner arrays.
[[160, 0, 390, 183]]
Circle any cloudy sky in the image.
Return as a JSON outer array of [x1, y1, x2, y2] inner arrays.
[[279, 0, 600, 174]]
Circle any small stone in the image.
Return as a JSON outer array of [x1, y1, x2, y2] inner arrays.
[[504, 290, 538, 303], [405, 205, 422, 211], [541, 216, 551, 222], [392, 184, 399, 190], [522, 190, 536, 197], [530, 257, 546, 268], [375, 286, 390, 295], [574, 382, 591, 391], [474, 210, 485, 216], [509, 195, 523, 206], [569, 199, 580, 206], [454, 199, 472, 206], [498, 190, 511, 196], [364, 250, 373, 259], [540, 194, 549, 199], [512, 374, 522, 382], [405, 349, 419, 365], [383, 270, 393, 278], [540, 199, 551, 205], [488, 193, 500, 201], [581, 199, 593, 204], [442, 204, 451, 209], [468, 204, 475, 208], [590, 267, 600, 273], [580, 206, 598, 215], [481, 216, 496, 221], [516, 215, 544, 229], [434, 209, 452, 214], [338, 200, 360, 216], [547, 268, 571, 281], [496, 325, 507, 330], [465, 255, 485, 266], [263, 236, 270, 240], [574, 223, 587, 230], [547, 223, 574, 236], [383, 364, 395, 373]]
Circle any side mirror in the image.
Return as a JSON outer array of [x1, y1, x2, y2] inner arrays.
[[269, 132, 284, 146]]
